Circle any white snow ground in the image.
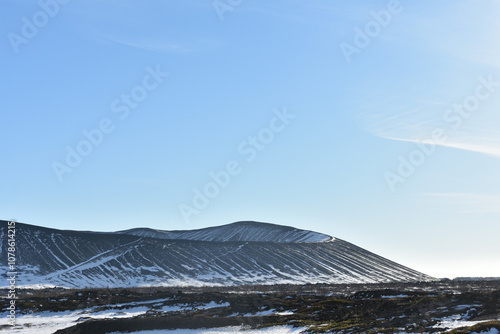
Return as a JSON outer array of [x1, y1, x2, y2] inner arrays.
[[1, 300, 229, 334], [2, 299, 498, 334], [433, 314, 485, 330], [2, 306, 149, 334]]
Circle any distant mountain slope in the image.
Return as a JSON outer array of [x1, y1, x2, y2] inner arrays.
[[117, 221, 332, 243], [0, 220, 434, 288]]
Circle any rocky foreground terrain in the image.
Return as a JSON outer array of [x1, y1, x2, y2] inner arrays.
[[1, 280, 499, 334]]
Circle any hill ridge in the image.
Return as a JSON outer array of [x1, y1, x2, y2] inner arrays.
[[0, 220, 434, 288], [116, 220, 333, 243]]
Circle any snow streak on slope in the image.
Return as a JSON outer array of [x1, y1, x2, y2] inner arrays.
[[117, 221, 332, 243], [0, 220, 433, 288]]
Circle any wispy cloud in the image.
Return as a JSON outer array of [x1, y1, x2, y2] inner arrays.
[[359, 77, 500, 158], [65, 1, 223, 55], [389, 0, 500, 69], [358, 1, 500, 158], [102, 35, 191, 54], [383, 134, 500, 157], [427, 192, 500, 214]]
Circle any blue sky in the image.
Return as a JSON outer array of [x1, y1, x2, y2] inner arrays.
[[2, 0, 500, 278]]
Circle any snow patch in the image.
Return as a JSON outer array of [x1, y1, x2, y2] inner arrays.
[[381, 294, 409, 299]]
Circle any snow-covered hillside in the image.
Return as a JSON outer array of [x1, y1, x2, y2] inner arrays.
[[0, 220, 434, 288]]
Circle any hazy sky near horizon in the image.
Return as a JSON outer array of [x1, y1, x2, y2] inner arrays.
[[2, 0, 500, 278]]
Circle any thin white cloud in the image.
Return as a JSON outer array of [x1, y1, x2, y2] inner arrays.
[[64, 1, 223, 55], [358, 0, 500, 151], [359, 82, 500, 158], [440, 0, 500, 69], [389, 0, 500, 69], [383, 135, 500, 158], [103, 35, 191, 54]]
